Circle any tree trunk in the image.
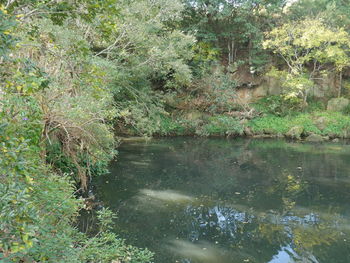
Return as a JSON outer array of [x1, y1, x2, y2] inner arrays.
[[338, 72, 342, 98], [228, 40, 234, 65], [228, 41, 231, 65], [248, 37, 252, 66]]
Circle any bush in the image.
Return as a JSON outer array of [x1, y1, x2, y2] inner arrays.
[[248, 114, 290, 134], [0, 9, 153, 261], [315, 112, 350, 136], [247, 111, 350, 138], [253, 95, 303, 117], [158, 115, 187, 136], [289, 114, 320, 135], [195, 116, 244, 136], [204, 68, 239, 114], [0, 93, 153, 262]]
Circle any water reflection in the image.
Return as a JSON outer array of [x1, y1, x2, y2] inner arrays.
[[268, 246, 319, 263], [138, 189, 194, 203], [132, 189, 195, 212], [91, 138, 350, 262], [180, 203, 346, 262], [166, 239, 231, 263]]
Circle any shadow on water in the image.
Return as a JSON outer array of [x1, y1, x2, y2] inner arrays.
[[86, 138, 350, 262]]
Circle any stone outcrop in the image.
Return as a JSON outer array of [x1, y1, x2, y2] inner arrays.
[[232, 72, 339, 104], [305, 134, 327, 142], [285, 126, 304, 139], [327, 98, 349, 112], [314, 116, 328, 131]]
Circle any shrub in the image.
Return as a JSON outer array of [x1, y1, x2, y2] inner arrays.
[[253, 95, 303, 117], [0, 93, 153, 262], [158, 115, 187, 136], [195, 116, 244, 136], [248, 114, 290, 134]]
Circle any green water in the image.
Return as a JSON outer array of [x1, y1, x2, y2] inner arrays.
[[91, 138, 350, 262]]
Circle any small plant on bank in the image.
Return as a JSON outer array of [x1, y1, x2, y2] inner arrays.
[[253, 95, 303, 117]]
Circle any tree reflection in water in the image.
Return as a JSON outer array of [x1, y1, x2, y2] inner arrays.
[[91, 138, 350, 263]]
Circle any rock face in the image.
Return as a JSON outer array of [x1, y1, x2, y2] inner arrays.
[[341, 128, 350, 139], [327, 98, 349, 112], [184, 110, 203, 121], [314, 116, 328, 131], [263, 128, 275, 134], [305, 134, 326, 142], [285, 126, 304, 139], [244, 126, 253, 136]]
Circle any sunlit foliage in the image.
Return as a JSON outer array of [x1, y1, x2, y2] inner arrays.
[[264, 19, 350, 102]]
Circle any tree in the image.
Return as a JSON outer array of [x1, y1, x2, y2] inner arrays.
[[181, 0, 286, 72], [89, 0, 196, 135], [287, 0, 350, 31], [0, 2, 154, 261], [263, 18, 350, 103]]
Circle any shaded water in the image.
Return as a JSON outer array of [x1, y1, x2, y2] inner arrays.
[[91, 138, 350, 262]]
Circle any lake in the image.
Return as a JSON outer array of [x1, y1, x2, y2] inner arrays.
[[89, 138, 350, 262]]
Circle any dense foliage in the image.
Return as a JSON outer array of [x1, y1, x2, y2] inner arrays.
[[0, 1, 156, 261], [264, 19, 350, 103], [1, 0, 350, 261]]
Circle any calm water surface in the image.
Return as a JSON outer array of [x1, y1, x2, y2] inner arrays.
[[91, 138, 350, 262]]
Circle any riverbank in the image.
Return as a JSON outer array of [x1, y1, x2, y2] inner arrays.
[[119, 110, 350, 143]]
